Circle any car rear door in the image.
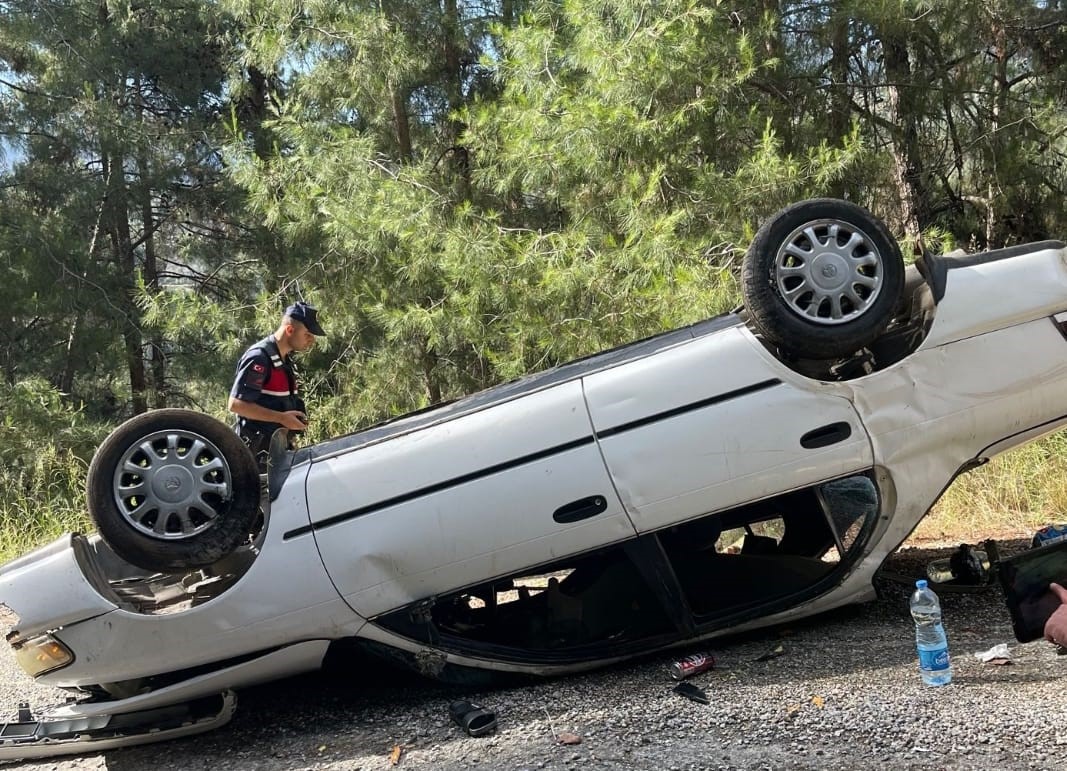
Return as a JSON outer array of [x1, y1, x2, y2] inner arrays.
[[303, 380, 636, 620], [583, 326, 874, 534]]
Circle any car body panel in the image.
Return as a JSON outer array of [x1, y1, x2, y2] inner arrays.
[[302, 316, 743, 465], [852, 315, 1067, 571], [0, 691, 238, 761], [583, 326, 874, 533], [0, 536, 117, 641], [921, 243, 1067, 349], [306, 380, 638, 619], [50, 642, 329, 719]]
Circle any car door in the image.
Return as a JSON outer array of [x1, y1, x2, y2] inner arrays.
[[582, 326, 874, 534], [304, 380, 637, 620]]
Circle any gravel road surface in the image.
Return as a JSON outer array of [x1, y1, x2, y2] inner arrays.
[[2, 542, 1065, 771]]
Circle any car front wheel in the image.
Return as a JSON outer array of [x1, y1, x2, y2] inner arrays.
[[741, 198, 905, 360], [86, 409, 260, 573]]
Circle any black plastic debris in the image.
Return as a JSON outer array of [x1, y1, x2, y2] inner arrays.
[[448, 700, 497, 737], [672, 681, 709, 705]]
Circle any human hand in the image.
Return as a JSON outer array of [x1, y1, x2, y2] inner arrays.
[[1043, 582, 1067, 646], [280, 411, 309, 431]]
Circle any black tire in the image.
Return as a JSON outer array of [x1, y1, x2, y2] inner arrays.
[[741, 198, 905, 359], [86, 409, 260, 573]]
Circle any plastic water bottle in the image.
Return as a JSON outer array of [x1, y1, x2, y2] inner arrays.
[[910, 579, 952, 686]]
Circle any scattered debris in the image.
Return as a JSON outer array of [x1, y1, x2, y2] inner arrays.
[[389, 744, 403, 765], [926, 544, 991, 586], [1032, 524, 1067, 549], [974, 643, 1013, 665], [811, 695, 825, 708], [669, 652, 715, 680], [672, 681, 709, 705], [448, 700, 497, 737], [542, 707, 580, 745], [754, 644, 785, 662]]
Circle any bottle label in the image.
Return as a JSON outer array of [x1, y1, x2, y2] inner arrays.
[[918, 647, 950, 671]]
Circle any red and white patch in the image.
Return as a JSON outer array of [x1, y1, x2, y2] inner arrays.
[[252, 363, 266, 373]]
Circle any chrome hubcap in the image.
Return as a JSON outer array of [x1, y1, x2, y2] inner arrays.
[[112, 430, 232, 540], [774, 219, 884, 325]]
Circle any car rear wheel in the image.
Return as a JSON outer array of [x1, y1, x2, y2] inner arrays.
[[741, 198, 905, 360], [86, 409, 260, 573]]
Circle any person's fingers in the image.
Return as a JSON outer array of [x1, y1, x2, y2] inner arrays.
[[1046, 616, 1064, 645], [1050, 582, 1067, 603]]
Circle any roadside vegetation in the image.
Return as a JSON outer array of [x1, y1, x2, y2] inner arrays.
[[1, 1, 1065, 561], [912, 432, 1067, 545]]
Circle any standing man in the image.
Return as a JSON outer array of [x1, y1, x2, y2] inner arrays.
[[229, 301, 325, 471]]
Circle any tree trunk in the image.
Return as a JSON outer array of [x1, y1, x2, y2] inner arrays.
[[442, 0, 471, 199], [758, 0, 792, 151], [390, 82, 413, 163], [246, 65, 274, 162], [59, 313, 82, 395], [986, 14, 1008, 247], [138, 156, 166, 409], [134, 70, 166, 411], [422, 342, 442, 405], [881, 32, 927, 249], [104, 150, 148, 415], [59, 201, 104, 396], [827, 8, 851, 198]]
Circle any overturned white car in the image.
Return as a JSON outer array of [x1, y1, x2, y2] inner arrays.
[[2, 199, 1066, 757]]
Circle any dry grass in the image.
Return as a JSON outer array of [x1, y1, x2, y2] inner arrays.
[[908, 432, 1067, 545]]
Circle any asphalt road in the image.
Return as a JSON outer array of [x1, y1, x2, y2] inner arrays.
[[2, 543, 1066, 771]]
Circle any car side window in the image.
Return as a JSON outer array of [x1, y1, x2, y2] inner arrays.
[[658, 473, 879, 618], [377, 545, 676, 657]]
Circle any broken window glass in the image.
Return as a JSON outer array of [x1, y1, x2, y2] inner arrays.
[[659, 473, 879, 618], [401, 546, 674, 654]]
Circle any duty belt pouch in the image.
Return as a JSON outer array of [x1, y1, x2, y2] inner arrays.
[[240, 429, 273, 468]]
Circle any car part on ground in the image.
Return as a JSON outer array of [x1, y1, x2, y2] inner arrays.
[[925, 543, 993, 585], [0, 691, 235, 760], [85, 409, 261, 572], [448, 700, 497, 737]]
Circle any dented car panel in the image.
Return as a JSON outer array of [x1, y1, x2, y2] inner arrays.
[[583, 327, 874, 533], [3, 233, 1067, 759]]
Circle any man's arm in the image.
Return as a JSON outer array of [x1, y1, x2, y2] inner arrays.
[[228, 396, 308, 431]]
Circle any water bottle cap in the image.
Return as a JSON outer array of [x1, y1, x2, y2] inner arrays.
[[915, 579, 928, 589]]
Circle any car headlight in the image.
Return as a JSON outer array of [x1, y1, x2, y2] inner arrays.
[[12, 634, 73, 677]]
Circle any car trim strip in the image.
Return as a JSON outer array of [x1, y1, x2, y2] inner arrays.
[[286, 377, 782, 540], [284, 436, 597, 539], [594, 378, 782, 439]]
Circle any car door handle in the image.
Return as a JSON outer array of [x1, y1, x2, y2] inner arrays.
[[800, 421, 852, 449], [554, 495, 609, 524]]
